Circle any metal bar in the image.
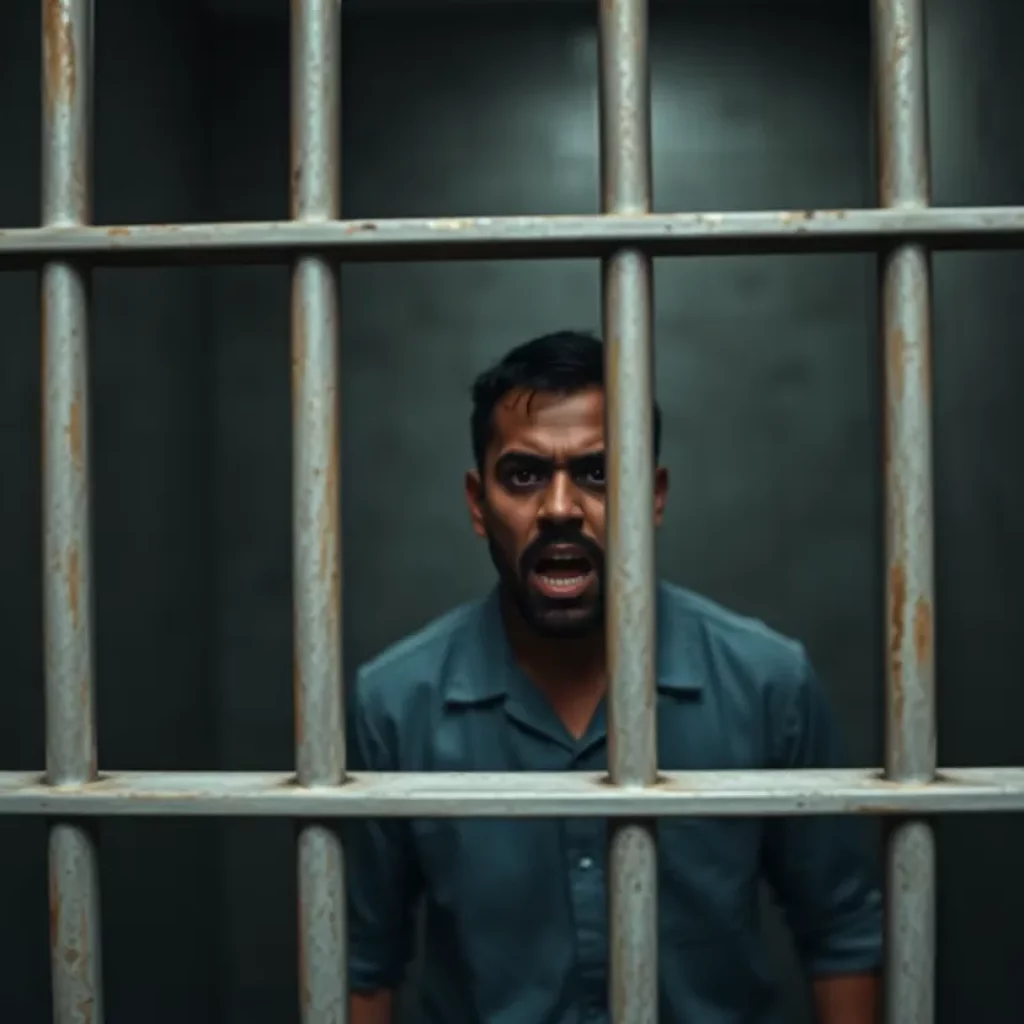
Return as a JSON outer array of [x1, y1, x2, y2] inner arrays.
[[874, 1, 937, 1022], [42, 2, 104, 1024], [291, 2, 345, 1023], [2, 768, 1024, 817], [2, 207, 1024, 267], [599, 2, 657, 1023]]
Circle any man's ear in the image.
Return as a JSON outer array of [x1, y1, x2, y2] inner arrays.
[[465, 469, 487, 538], [654, 466, 669, 526]]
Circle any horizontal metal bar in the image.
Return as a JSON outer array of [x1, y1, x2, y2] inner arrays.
[[1, 207, 1024, 268], [0, 768, 1022, 817]]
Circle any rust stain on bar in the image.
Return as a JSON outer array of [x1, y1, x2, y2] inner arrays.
[[65, 543, 80, 630], [913, 597, 932, 670], [888, 561, 905, 747], [43, 0, 77, 112]]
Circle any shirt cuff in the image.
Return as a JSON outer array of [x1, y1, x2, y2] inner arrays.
[[349, 933, 408, 992]]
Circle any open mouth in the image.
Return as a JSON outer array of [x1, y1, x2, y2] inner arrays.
[[529, 547, 595, 600]]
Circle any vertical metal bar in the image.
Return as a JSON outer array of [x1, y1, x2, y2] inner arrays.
[[42, 3, 104, 1024], [291, 2, 346, 1023], [598, 2, 657, 1023], [874, 2, 937, 1023]]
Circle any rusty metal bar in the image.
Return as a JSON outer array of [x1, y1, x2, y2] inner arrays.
[[874, 1, 937, 1022], [2, 207, 1024, 268], [41, 2, 104, 1024], [291, 2, 346, 1023], [4, 767, 1024, 817], [599, 1, 657, 1022]]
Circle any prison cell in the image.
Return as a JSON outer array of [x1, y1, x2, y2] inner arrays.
[[1, 1, 1024, 1024]]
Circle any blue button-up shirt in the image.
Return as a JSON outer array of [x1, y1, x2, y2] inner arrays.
[[348, 581, 882, 1023]]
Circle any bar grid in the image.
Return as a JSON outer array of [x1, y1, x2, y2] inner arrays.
[[2, 0, 1021, 1022]]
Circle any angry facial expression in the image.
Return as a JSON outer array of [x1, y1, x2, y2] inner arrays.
[[466, 386, 667, 637]]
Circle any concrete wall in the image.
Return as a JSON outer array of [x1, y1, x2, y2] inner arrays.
[[1, 1, 1022, 1021]]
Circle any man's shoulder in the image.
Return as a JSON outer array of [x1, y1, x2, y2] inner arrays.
[[353, 597, 486, 717], [659, 580, 809, 692]]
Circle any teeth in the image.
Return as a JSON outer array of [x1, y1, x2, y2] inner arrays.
[[539, 574, 586, 587]]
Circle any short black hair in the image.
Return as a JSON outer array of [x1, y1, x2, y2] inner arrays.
[[470, 330, 662, 469]]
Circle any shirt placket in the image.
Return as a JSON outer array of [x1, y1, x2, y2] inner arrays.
[[564, 748, 608, 1022]]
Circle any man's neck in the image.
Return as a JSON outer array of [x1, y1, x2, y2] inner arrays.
[[500, 592, 606, 738]]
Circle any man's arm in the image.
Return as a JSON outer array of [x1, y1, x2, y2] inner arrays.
[[347, 669, 420, 1023], [351, 991, 394, 1024], [813, 974, 881, 1024], [762, 648, 884, 1024]]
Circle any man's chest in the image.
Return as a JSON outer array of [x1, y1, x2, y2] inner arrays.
[[410, 813, 764, 950], [408, 689, 769, 937]]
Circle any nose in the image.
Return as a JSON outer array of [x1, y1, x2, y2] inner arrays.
[[538, 469, 584, 525]]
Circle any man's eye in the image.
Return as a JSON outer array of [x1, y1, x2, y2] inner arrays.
[[510, 469, 539, 487], [579, 466, 605, 486]]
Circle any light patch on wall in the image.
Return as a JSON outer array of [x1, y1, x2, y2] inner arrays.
[[542, 29, 599, 163], [569, 28, 597, 74]]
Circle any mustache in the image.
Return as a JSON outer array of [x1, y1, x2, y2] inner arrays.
[[518, 527, 605, 577]]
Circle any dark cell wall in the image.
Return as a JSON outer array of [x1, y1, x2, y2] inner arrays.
[[926, 1, 1024, 1014], [0, 1, 1021, 1022]]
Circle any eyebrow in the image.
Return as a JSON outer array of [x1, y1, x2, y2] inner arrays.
[[494, 450, 605, 472]]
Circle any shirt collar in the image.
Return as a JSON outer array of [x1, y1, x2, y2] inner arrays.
[[443, 582, 704, 707]]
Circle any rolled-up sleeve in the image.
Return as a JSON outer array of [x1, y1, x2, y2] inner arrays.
[[762, 649, 884, 977], [346, 669, 421, 992]]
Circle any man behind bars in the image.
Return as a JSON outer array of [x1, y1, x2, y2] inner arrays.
[[347, 331, 882, 1024]]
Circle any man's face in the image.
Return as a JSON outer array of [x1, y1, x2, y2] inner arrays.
[[465, 386, 667, 638]]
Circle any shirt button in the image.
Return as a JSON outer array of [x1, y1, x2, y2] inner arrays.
[[579, 856, 594, 869]]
